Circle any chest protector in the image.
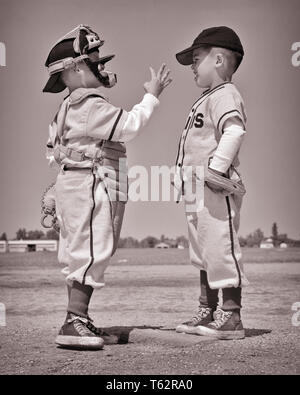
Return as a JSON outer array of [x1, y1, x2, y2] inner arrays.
[[52, 91, 128, 202]]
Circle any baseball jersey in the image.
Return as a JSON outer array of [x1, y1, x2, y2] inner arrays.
[[175, 82, 247, 170], [47, 88, 159, 168]]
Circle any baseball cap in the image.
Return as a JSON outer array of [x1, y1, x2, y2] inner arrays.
[[43, 39, 76, 93], [176, 26, 244, 66]]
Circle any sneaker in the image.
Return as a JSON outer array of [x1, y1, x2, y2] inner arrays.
[[176, 307, 215, 334], [55, 314, 105, 350], [195, 308, 245, 340]]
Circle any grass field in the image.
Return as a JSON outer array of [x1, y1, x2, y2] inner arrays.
[[2, 246, 300, 267], [0, 248, 299, 375]]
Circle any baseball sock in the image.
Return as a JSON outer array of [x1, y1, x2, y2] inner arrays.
[[222, 287, 242, 311], [199, 270, 219, 308], [67, 284, 72, 301], [67, 281, 94, 319]]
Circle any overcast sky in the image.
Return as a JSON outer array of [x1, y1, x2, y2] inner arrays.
[[0, 0, 299, 240]]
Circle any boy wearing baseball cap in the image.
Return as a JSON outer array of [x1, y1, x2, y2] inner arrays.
[[43, 25, 171, 350], [174, 26, 249, 339]]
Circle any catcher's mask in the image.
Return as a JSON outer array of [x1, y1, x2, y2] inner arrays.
[[43, 24, 117, 93]]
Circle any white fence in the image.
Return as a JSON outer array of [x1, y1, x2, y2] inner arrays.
[[0, 240, 58, 253]]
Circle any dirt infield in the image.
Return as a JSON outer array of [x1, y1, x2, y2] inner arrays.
[[0, 248, 299, 375]]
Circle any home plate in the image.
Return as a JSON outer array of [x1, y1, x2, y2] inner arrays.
[[129, 327, 216, 346]]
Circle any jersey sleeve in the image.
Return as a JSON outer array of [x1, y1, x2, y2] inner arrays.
[[86, 93, 159, 142], [209, 88, 247, 134], [86, 99, 127, 141], [118, 93, 160, 142]]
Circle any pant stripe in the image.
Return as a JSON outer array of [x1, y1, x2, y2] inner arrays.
[[225, 196, 241, 287], [83, 173, 97, 284]]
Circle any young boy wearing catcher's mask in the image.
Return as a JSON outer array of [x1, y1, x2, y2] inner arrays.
[[43, 25, 171, 350]]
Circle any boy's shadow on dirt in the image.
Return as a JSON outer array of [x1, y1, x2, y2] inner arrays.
[[244, 328, 272, 338], [57, 326, 272, 350], [101, 325, 162, 344], [103, 326, 272, 344]]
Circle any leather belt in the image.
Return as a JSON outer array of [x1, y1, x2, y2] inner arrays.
[[64, 167, 92, 171]]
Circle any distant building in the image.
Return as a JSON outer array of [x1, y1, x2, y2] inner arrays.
[[279, 242, 288, 249], [155, 242, 170, 249], [0, 240, 58, 253], [260, 238, 274, 249], [177, 244, 185, 249], [0, 241, 8, 253]]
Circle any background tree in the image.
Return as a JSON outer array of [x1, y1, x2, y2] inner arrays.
[[0, 232, 7, 241], [140, 236, 159, 248], [118, 237, 140, 248], [45, 229, 59, 240], [245, 228, 264, 247], [253, 228, 264, 246], [15, 228, 27, 240], [27, 230, 45, 240], [245, 233, 255, 247], [238, 236, 247, 247], [272, 222, 279, 247], [175, 235, 189, 248]]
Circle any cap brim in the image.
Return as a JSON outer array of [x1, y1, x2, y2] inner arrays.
[[43, 73, 66, 93], [176, 42, 216, 65], [176, 45, 201, 65]]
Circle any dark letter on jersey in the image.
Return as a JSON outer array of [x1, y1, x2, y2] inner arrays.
[[194, 113, 204, 128]]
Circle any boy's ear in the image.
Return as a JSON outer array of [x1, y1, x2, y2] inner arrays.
[[70, 62, 81, 73], [215, 53, 225, 68]]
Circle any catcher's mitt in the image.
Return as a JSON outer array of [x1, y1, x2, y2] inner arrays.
[[204, 167, 246, 197], [41, 183, 60, 233]]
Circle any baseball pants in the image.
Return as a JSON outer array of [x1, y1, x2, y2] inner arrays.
[[55, 169, 125, 289], [185, 185, 249, 289]]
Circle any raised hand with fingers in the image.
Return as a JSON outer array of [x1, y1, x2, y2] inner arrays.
[[144, 63, 172, 98]]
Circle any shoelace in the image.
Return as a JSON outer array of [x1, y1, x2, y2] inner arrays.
[[190, 307, 211, 324], [67, 316, 94, 336], [67, 314, 110, 337], [67, 314, 89, 325], [210, 309, 232, 329]]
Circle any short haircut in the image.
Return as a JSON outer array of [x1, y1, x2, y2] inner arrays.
[[193, 44, 243, 77], [212, 47, 243, 75], [193, 45, 243, 75], [224, 49, 243, 74]]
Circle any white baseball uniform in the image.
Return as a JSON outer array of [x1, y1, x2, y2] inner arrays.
[[47, 88, 159, 288], [175, 82, 249, 289]]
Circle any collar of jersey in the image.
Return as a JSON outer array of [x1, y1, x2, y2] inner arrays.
[[68, 87, 108, 105], [189, 81, 233, 110], [201, 82, 233, 98]]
